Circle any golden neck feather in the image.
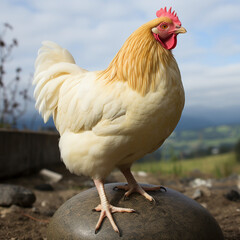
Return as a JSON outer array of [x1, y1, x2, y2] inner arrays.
[[98, 18, 175, 95]]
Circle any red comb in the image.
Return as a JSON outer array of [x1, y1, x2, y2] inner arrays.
[[156, 7, 181, 25]]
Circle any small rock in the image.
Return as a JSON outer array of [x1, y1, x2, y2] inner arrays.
[[193, 189, 203, 200], [41, 201, 47, 207], [34, 183, 54, 191], [0, 184, 36, 207], [190, 178, 212, 188], [0, 205, 21, 218], [201, 203, 208, 209], [32, 207, 40, 214], [0, 207, 13, 218], [137, 171, 148, 177], [224, 190, 240, 202], [39, 169, 62, 183]]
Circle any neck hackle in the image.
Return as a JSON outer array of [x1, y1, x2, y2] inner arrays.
[[98, 18, 174, 95]]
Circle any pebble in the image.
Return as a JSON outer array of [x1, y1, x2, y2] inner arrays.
[[32, 207, 40, 214], [224, 190, 240, 202], [0, 205, 21, 218], [201, 203, 208, 209], [192, 189, 203, 200], [39, 169, 62, 183], [0, 184, 36, 207], [137, 171, 148, 177], [41, 201, 47, 207], [190, 178, 212, 188]]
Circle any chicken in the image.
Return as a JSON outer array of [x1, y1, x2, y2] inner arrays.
[[33, 6, 186, 235]]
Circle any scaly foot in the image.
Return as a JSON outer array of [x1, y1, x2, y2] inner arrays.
[[114, 184, 166, 202], [93, 204, 135, 235], [93, 178, 136, 235]]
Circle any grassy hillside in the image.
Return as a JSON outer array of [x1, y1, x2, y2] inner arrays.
[[159, 124, 240, 159], [133, 152, 240, 178]]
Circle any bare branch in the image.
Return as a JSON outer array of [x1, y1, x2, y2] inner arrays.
[[0, 23, 31, 128]]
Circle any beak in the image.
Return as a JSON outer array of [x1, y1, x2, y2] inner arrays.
[[175, 26, 187, 34]]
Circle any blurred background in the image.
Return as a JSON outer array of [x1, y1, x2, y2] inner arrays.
[[1, 1, 240, 239]]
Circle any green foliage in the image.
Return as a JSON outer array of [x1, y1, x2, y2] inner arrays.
[[234, 139, 240, 162], [133, 152, 239, 178], [169, 147, 182, 177], [214, 161, 235, 178], [171, 162, 182, 177]]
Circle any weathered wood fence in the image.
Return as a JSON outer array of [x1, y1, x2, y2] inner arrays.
[[0, 129, 60, 178]]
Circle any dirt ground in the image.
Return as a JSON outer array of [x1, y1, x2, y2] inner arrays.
[[0, 163, 240, 240]]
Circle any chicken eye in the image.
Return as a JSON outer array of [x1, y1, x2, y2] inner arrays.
[[161, 23, 168, 30]]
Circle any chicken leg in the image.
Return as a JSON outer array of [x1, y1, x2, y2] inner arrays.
[[115, 167, 166, 202], [93, 179, 135, 235]]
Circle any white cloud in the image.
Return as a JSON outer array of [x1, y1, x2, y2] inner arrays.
[[214, 36, 240, 56], [0, 0, 239, 114], [182, 62, 240, 107]]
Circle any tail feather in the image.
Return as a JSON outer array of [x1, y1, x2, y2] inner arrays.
[[33, 41, 86, 123], [34, 41, 75, 76]]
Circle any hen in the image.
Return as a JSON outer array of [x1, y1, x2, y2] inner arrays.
[[33, 6, 186, 234]]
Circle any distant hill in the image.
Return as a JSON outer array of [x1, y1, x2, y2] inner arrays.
[[176, 105, 240, 130], [161, 123, 240, 159], [176, 115, 214, 131]]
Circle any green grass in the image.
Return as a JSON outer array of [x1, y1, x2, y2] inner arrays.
[[133, 152, 240, 178], [162, 124, 240, 156]]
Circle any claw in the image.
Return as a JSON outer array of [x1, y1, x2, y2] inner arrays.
[[119, 168, 167, 203], [113, 184, 128, 192], [123, 195, 130, 201], [150, 196, 156, 203], [115, 182, 166, 203], [160, 186, 167, 192]]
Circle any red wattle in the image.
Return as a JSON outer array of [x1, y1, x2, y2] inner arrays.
[[153, 33, 177, 50]]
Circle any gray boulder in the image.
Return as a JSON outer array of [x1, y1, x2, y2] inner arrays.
[[0, 184, 36, 207]]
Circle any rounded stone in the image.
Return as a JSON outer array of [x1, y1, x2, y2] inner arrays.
[[0, 184, 36, 207], [47, 183, 224, 240]]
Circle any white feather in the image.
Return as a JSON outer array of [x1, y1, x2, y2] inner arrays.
[[33, 40, 184, 180], [33, 41, 86, 122]]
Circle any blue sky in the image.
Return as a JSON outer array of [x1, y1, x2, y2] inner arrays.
[[1, 0, 240, 114]]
